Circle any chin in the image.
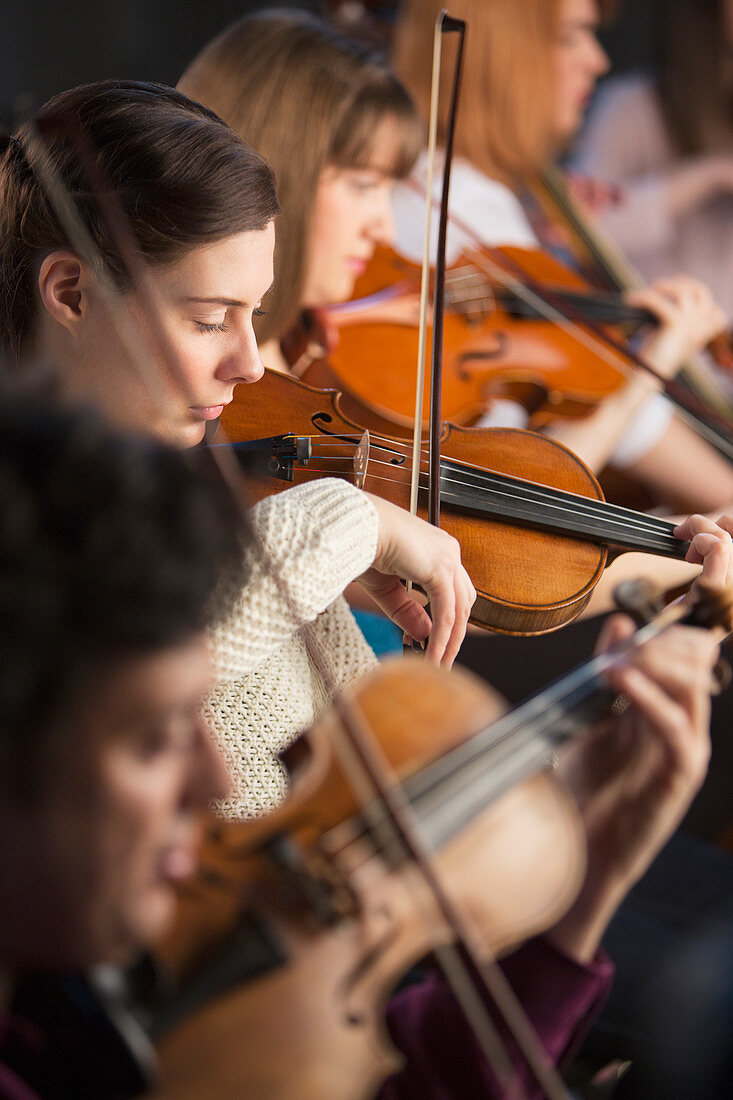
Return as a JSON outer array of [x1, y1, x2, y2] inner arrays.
[[178, 420, 207, 450], [104, 894, 176, 965]]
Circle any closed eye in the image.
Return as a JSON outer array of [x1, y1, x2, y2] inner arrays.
[[194, 320, 229, 333]]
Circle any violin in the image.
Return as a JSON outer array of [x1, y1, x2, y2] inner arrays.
[[533, 167, 733, 408], [298, 242, 647, 433], [217, 368, 691, 635], [153, 659, 583, 1100], [152, 582, 733, 1099]]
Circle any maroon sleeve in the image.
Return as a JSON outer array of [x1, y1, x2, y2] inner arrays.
[[379, 936, 614, 1099], [0, 1016, 44, 1100]]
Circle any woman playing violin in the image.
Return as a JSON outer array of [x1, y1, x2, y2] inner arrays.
[[573, 0, 733, 322], [2, 72, 733, 1098], [177, 6, 733, 622], [393, 0, 733, 515]]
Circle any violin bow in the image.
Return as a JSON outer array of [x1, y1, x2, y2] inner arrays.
[[536, 164, 733, 418], [406, 175, 733, 463], [21, 88, 570, 1100], [408, 14, 577, 1098]]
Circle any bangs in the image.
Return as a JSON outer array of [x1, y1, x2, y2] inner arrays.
[[331, 83, 424, 180]]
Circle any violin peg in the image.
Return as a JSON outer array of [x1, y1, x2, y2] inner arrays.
[[611, 578, 664, 625]]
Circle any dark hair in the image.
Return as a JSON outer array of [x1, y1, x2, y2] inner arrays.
[[0, 79, 279, 361], [657, 0, 733, 156], [0, 397, 246, 792]]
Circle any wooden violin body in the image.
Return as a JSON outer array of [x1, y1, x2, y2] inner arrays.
[[154, 585, 733, 1098], [154, 659, 586, 1099], [219, 369, 687, 635], [301, 243, 639, 432]]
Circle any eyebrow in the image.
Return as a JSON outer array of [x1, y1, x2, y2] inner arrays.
[[184, 282, 275, 310], [185, 296, 247, 308], [561, 18, 599, 29]]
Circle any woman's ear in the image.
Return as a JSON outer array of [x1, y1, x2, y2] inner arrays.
[[37, 251, 92, 333]]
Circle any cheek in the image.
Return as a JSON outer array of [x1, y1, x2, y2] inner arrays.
[[315, 190, 358, 257], [89, 782, 169, 903]]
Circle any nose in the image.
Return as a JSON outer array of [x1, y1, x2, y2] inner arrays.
[[588, 34, 610, 79], [188, 715, 231, 805], [368, 191, 395, 248], [216, 325, 265, 387]]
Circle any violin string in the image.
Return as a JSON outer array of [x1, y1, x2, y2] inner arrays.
[[325, 597, 699, 871], [286, 438, 683, 542], [286, 432, 678, 531], [288, 450, 676, 537], [444, 270, 646, 322], [27, 106, 569, 1100], [284, 460, 681, 561], [311, 449, 677, 537]]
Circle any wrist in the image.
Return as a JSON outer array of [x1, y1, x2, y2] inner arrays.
[[545, 874, 628, 965]]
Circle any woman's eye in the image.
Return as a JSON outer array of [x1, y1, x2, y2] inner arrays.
[[254, 307, 267, 317], [350, 175, 379, 192], [194, 320, 229, 333]]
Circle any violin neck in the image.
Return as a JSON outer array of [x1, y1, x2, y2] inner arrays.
[[407, 593, 715, 848], [405, 658, 613, 850], [438, 457, 689, 559], [485, 284, 654, 330]]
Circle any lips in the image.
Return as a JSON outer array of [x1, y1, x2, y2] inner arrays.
[[158, 844, 198, 884], [190, 404, 226, 421]]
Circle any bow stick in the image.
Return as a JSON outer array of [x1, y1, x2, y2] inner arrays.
[[408, 14, 576, 1098]]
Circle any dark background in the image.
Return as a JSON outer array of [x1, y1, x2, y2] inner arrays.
[[0, 0, 657, 127]]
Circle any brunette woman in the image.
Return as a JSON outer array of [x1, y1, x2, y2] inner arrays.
[[177, 6, 733, 619], [1, 74, 731, 1099], [393, 0, 733, 516], [0, 79, 473, 817]]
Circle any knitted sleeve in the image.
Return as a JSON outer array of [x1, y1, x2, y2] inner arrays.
[[209, 478, 379, 681]]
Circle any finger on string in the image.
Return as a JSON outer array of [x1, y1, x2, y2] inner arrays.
[[423, 581, 457, 666], [712, 513, 733, 537], [594, 612, 636, 657], [364, 579, 432, 642], [691, 535, 732, 586], [607, 625, 718, 738], [607, 662, 709, 780]]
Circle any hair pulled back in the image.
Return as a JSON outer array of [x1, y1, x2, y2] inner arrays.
[[0, 79, 279, 362]]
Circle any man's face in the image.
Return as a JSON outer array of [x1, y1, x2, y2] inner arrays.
[[0, 636, 228, 970]]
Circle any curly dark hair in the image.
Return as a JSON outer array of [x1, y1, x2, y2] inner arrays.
[[0, 398, 246, 791]]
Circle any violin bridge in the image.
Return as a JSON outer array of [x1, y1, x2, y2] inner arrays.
[[353, 430, 370, 490]]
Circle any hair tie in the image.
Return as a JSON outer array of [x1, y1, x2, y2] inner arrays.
[[0, 133, 21, 156]]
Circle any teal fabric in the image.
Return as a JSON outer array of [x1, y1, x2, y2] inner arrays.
[[351, 609, 403, 657]]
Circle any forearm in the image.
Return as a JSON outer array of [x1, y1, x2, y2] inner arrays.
[[381, 939, 613, 1099], [209, 478, 378, 680], [545, 374, 659, 472], [545, 875, 628, 966]]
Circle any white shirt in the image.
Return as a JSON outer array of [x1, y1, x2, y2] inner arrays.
[[391, 152, 672, 467]]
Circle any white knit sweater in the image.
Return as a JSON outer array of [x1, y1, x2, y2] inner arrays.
[[205, 478, 380, 819]]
